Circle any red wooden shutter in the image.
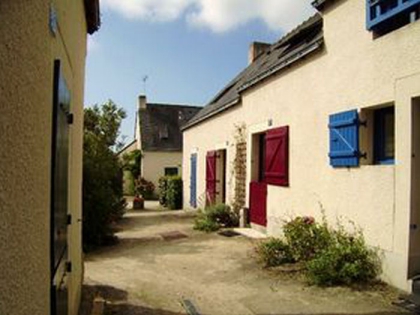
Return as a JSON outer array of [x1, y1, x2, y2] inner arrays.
[[265, 126, 289, 186], [206, 151, 217, 205]]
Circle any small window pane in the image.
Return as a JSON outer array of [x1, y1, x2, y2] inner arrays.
[[165, 167, 178, 176], [384, 112, 395, 158], [374, 106, 395, 164]]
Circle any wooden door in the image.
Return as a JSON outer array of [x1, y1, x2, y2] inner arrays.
[[206, 151, 217, 206], [190, 154, 197, 208], [249, 182, 267, 226]]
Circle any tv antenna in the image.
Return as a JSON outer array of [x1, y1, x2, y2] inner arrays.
[[142, 75, 149, 95]]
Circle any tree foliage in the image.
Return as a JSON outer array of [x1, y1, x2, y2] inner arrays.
[[121, 149, 142, 179], [83, 100, 127, 250]]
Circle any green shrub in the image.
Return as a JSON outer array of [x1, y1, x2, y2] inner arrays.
[[256, 238, 295, 267], [135, 177, 155, 200], [206, 204, 239, 227], [306, 229, 380, 286], [166, 176, 183, 210], [254, 214, 381, 287], [121, 149, 142, 179], [193, 204, 239, 232], [83, 100, 126, 251], [283, 216, 332, 261], [193, 215, 221, 232], [158, 176, 169, 206]]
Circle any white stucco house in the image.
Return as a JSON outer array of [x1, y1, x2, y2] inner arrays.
[[182, 0, 420, 292], [119, 95, 201, 194]]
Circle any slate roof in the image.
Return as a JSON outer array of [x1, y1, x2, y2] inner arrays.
[[84, 0, 101, 34], [182, 13, 324, 131], [140, 103, 202, 152], [117, 139, 136, 156]]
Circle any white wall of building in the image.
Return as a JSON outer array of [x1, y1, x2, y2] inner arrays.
[[183, 0, 420, 290]]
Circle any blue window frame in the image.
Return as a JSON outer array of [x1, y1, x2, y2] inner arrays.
[[374, 107, 395, 164], [367, 0, 420, 33]]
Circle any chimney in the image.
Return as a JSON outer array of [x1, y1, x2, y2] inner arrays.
[[248, 42, 271, 64], [138, 95, 147, 110]]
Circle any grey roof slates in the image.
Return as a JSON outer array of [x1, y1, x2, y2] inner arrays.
[[140, 103, 201, 152], [183, 13, 323, 131]]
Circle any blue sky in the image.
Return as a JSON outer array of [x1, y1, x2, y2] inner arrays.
[[84, 0, 315, 142]]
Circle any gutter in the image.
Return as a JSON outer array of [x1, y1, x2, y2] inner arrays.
[[238, 37, 324, 93], [181, 98, 240, 131]]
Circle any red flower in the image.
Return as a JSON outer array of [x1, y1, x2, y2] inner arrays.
[[302, 216, 315, 225]]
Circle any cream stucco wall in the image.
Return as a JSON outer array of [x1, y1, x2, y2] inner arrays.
[[0, 1, 88, 314], [183, 0, 420, 291], [142, 151, 183, 189]]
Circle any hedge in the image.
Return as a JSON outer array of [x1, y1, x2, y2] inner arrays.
[[166, 176, 183, 210]]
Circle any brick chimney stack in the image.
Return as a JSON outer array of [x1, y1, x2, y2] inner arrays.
[[248, 42, 271, 64], [138, 95, 147, 110]]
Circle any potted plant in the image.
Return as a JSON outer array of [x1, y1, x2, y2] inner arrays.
[[133, 195, 144, 210]]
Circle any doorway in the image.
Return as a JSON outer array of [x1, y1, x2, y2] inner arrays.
[[249, 133, 267, 227], [410, 97, 420, 278], [205, 149, 227, 206], [190, 153, 197, 208], [50, 60, 71, 315]]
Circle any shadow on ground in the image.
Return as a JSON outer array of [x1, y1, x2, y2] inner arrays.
[[115, 210, 195, 230], [79, 284, 185, 315], [79, 284, 410, 315]]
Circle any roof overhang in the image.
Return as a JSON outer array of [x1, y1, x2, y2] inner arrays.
[[312, 0, 334, 10], [181, 98, 241, 131], [84, 0, 101, 34], [116, 139, 137, 156]]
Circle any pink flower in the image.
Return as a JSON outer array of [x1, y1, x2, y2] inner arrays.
[[302, 216, 315, 225]]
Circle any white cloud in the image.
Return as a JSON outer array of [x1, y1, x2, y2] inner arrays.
[[88, 36, 100, 53], [102, 0, 196, 21], [102, 0, 315, 33]]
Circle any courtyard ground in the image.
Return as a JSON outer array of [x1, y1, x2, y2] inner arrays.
[[81, 201, 411, 315]]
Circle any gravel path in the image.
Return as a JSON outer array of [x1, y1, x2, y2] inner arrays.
[[81, 201, 410, 315]]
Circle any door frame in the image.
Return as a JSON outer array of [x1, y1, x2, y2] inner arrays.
[[409, 97, 420, 278], [50, 60, 71, 315]]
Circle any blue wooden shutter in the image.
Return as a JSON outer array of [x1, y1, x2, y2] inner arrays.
[[190, 154, 197, 208], [329, 109, 360, 167]]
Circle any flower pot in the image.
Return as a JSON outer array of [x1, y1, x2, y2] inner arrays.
[[133, 197, 144, 210]]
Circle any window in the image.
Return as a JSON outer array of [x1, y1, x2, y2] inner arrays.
[[367, 0, 420, 36], [374, 107, 395, 164], [329, 106, 395, 167], [164, 167, 178, 176], [159, 125, 169, 139]]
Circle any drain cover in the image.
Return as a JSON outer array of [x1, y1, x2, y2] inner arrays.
[[218, 230, 241, 237], [160, 231, 188, 241]]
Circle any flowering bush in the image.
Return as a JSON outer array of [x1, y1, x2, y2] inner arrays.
[[283, 216, 331, 261], [256, 215, 380, 286], [135, 177, 155, 200]]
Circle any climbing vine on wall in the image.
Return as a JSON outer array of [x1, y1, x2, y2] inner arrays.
[[231, 123, 247, 213]]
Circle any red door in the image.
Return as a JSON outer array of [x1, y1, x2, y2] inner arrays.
[[249, 126, 289, 227], [206, 151, 217, 205], [249, 182, 267, 226]]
